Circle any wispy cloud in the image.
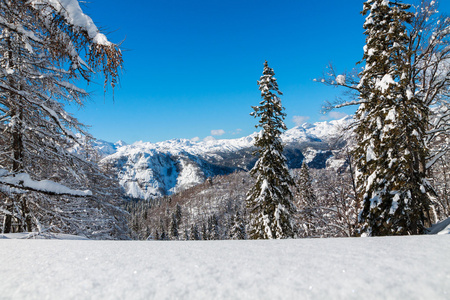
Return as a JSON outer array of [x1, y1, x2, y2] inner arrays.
[[203, 136, 216, 142], [232, 128, 242, 135], [320, 111, 348, 121], [292, 116, 310, 126], [211, 129, 226, 136]]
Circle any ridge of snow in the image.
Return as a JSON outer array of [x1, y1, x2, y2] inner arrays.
[[104, 116, 354, 158], [428, 217, 450, 235], [113, 133, 258, 158], [93, 139, 128, 156]]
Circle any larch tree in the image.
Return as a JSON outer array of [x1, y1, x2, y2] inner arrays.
[[0, 0, 127, 238], [246, 61, 295, 239]]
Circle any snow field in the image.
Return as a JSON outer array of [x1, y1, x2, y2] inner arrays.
[[0, 235, 449, 299]]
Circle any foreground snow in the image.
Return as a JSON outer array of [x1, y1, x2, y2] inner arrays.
[[0, 235, 449, 299]]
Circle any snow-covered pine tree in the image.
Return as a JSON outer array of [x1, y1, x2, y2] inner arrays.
[[159, 218, 168, 240], [175, 204, 182, 225], [0, 0, 126, 238], [246, 61, 295, 239], [355, 0, 432, 236], [190, 224, 200, 240], [201, 223, 209, 240], [296, 162, 317, 236], [229, 210, 246, 240], [297, 162, 316, 208], [209, 214, 220, 240], [321, 1, 450, 211], [170, 213, 179, 240]]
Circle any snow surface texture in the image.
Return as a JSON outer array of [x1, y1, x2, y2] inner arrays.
[[0, 235, 448, 299], [98, 116, 353, 200]]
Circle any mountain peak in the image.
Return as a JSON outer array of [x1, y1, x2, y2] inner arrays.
[[93, 116, 354, 201]]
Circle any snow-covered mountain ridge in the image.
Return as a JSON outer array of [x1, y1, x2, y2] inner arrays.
[[99, 116, 353, 201]]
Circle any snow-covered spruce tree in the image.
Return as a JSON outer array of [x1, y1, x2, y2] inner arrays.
[[208, 214, 220, 240], [170, 213, 179, 240], [190, 224, 200, 240], [297, 162, 316, 208], [320, 0, 450, 234], [201, 223, 209, 240], [355, 0, 432, 235], [0, 0, 127, 238], [323, 1, 450, 169], [296, 162, 317, 237], [229, 210, 246, 240], [246, 61, 295, 239]]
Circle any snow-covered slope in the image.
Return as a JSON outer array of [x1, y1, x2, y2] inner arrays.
[[100, 116, 353, 200], [282, 116, 352, 143], [1, 235, 449, 299], [68, 136, 127, 158], [93, 139, 127, 157]]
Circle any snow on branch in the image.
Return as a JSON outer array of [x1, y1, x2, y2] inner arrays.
[[0, 15, 43, 44], [316, 63, 362, 113], [0, 82, 80, 141], [0, 169, 92, 197], [29, 0, 123, 89], [321, 99, 365, 114], [30, 0, 111, 46]]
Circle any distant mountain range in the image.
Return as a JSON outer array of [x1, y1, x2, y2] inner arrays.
[[96, 116, 354, 201]]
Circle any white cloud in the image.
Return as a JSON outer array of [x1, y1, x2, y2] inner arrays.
[[191, 137, 200, 142], [203, 136, 216, 142], [292, 116, 310, 126], [329, 111, 348, 119], [211, 129, 226, 136]]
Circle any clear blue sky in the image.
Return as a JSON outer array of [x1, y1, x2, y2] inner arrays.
[[69, 0, 450, 144]]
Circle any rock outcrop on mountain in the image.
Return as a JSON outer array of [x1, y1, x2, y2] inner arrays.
[[98, 117, 353, 201]]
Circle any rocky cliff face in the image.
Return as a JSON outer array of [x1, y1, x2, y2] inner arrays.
[[98, 117, 353, 201]]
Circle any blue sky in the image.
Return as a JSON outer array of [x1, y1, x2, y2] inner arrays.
[[70, 0, 450, 144]]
